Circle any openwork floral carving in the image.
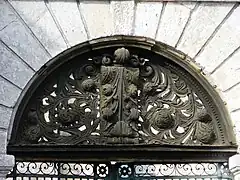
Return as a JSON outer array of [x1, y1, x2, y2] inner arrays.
[[16, 47, 221, 146]]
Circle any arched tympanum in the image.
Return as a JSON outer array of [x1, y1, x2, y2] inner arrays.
[[8, 36, 237, 162]]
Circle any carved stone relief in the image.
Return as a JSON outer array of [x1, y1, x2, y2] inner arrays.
[[16, 47, 219, 146]]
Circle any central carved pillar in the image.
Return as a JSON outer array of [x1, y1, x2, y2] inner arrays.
[[100, 48, 140, 143]]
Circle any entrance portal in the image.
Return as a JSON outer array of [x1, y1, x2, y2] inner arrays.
[[7, 36, 237, 180]]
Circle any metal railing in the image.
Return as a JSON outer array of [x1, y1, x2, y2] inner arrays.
[[7, 160, 233, 180]]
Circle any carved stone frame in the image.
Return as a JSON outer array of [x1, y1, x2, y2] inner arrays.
[[7, 36, 237, 163]]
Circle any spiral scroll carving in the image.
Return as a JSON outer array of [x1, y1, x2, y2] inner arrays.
[[16, 47, 221, 146]]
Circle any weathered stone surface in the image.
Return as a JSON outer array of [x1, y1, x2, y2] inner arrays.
[[0, 1, 50, 70], [9, 0, 66, 57], [231, 111, 240, 145], [156, 2, 195, 47], [81, 1, 113, 39], [177, 3, 234, 58], [224, 85, 240, 112], [0, 130, 7, 153], [195, 5, 240, 73], [0, 77, 21, 107], [0, 1, 17, 30], [0, 106, 12, 130], [200, 69, 229, 107], [229, 155, 240, 179], [0, 154, 14, 178], [212, 49, 240, 91], [0, 20, 49, 71], [111, 0, 134, 35], [0, 41, 34, 88], [180, 2, 196, 10], [0, 0, 239, 163], [49, 1, 88, 46], [134, 2, 163, 38]]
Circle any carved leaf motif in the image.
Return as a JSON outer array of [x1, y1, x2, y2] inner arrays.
[[27, 109, 38, 124], [146, 108, 175, 130], [127, 84, 138, 98], [195, 122, 216, 144], [102, 107, 115, 121], [81, 79, 96, 92], [195, 108, 212, 123], [18, 47, 220, 146], [129, 108, 139, 121], [102, 84, 113, 96], [101, 66, 117, 85], [125, 68, 139, 84], [24, 125, 41, 143]]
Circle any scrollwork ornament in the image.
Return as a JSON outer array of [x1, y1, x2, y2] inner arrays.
[[129, 55, 140, 67], [140, 65, 153, 77], [143, 82, 155, 94], [102, 55, 112, 66], [93, 57, 102, 65], [15, 46, 224, 147], [84, 65, 98, 76], [58, 108, 77, 125]]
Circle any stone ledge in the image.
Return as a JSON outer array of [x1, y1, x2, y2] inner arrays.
[[0, 154, 14, 178], [229, 154, 240, 175]]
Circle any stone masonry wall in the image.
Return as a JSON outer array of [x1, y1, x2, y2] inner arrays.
[[0, 0, 240, 175]]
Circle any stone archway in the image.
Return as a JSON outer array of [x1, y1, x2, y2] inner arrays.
[[5, 36, 237, 180], [1, 0, 240, 178]]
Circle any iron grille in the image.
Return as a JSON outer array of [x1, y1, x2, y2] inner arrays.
[[7, 160, 233, 180]]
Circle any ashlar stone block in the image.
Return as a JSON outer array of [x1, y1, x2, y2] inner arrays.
[[195, 5, 240, 73], [212, 48, 240, 91], [0, 21, 49, 71], [156, 2, 195, 47], [111, 0, 135, 35], [49, 0, 88, 46], [177, 3, 234, 58], [9, 0, 67, 57], [0, 130, 7, 153], [0, 1, 17, 30], [0, 77, 21, 107], [0, 106, 12, 130], [231, 111, 240, 145], [224, 85, 240, 112], [81, 1, 113, 39], [134, 2, 163, 38], [0, 154, 14, 178], [0, 41, 34, 89]]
